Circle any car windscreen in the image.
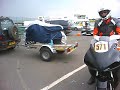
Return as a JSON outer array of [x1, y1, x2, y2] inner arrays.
[[1, 20, 14, 30]]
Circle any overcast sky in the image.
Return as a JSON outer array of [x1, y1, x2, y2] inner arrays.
[[0, 0, 120, 18]]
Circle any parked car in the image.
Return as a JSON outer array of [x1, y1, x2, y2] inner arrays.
[[45, 19, 72, 35], [0, 16, 20, 51]]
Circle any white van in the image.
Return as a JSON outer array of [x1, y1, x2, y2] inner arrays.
[[71, 18, 90, 31]]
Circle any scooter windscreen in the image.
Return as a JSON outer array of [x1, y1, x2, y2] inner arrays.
[[84, 36, 120, 70]]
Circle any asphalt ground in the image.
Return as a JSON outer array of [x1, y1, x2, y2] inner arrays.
[[0, 32, 120, 90]]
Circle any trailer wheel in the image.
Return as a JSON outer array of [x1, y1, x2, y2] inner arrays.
[[40, 47, 53, 62]]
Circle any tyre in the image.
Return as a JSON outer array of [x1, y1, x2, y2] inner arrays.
[[96, 81, 114, 90], [96, 87, 107, 90], [96, 86, 114, 90], [107, 83, 114, 90], [96, 80, 108, 90], [40, 47, 53, 62], [8, 25, 19, 40]]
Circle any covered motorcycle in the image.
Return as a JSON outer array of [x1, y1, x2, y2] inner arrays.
[[25, 21, 78, 62], [84, 35, 120, 90], [25, 20, 64, 44]]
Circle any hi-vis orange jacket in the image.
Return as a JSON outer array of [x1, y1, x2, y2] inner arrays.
[[93, 17, 120, 36]]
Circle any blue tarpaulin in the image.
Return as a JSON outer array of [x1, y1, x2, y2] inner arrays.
[[25, 24, 63, 43]]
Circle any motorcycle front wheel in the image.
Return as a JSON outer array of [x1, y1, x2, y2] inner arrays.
[[96, 87, 107, 90], [96, 83, 114, 90], [107, 83, 115, 90]]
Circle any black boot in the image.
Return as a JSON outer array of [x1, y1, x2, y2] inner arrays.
[[87, 76, 95, 85]]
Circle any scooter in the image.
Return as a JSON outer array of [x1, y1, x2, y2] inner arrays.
[[84, 35, 120, 90]]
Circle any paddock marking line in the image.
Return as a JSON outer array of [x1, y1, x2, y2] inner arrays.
[[40, 64, 86, 90]]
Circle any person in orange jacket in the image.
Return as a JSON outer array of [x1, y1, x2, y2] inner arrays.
[[88, 8, 120, 87], [93, 8, 120, 36]]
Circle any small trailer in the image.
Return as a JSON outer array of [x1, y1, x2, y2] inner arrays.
[[26, 42, 78, 61], [25, 21, 78, 61]]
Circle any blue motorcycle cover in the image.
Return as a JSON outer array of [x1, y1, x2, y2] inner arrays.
[[25, 24, 63, 43]]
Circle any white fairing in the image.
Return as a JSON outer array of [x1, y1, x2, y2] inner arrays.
[[92, 35, 120, 53], [94, 35, 100, 41], [110, 35, 120, 41], [94, 41, 109, 53], [94, 35, 120, 41]]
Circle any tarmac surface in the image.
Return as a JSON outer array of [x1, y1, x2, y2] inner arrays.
[[0, 32, 120, 90]]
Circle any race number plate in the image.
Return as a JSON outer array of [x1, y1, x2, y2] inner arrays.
[[94, 41, 108, 53]]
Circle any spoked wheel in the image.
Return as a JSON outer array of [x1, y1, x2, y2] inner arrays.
[[40, 47, 53, 62]]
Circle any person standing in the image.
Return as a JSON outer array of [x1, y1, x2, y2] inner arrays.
[[87, 8, 120, 88]]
